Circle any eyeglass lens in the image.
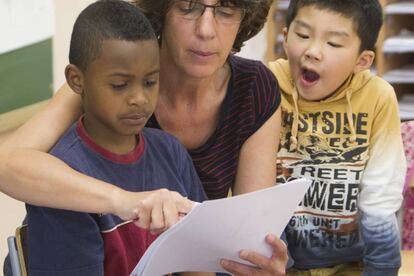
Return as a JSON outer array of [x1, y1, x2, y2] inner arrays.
[[175, 0, 245, 23]]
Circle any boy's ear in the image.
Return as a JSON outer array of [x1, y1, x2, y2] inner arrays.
[[282, 27, 288, 53], [353, 50, 375, 74], [65, 64, 84, 95]]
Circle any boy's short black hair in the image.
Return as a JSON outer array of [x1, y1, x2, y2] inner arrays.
[[286, 0, 383, 51], [69, 0, 156, 71]]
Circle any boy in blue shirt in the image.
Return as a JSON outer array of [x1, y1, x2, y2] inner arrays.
[[26, 1, 206, 275]]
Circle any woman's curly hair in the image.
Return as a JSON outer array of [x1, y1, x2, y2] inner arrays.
[[131, 0, 273, 52]]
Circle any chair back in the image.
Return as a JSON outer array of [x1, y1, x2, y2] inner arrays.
[[6, 225, 28, 276]]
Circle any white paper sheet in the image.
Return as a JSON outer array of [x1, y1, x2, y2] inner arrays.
[[130, 178, 311, 276]]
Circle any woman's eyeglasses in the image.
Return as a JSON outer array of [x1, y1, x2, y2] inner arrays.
[[173, 0, 245, 24]]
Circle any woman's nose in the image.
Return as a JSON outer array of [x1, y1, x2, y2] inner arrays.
[[195, 8, 217, 40]]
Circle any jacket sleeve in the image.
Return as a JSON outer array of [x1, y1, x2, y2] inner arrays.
[[358, 82, 406, 276]]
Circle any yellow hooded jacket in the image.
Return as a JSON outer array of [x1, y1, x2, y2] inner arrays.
[[269, 59, 406, 274]]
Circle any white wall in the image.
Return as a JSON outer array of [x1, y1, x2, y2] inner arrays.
[[53, 0, 95, 90], [237, 22, 268, 62], [0, 0, 54, 55]]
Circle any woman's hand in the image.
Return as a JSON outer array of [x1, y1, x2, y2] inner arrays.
[[112, 188, 194, 234], [220, 234, 288, 276]]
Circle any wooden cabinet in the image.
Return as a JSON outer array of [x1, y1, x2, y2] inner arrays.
[[266, 0, 289, 63], [378, 0, 414, 120], [377, 0, 414, 99]]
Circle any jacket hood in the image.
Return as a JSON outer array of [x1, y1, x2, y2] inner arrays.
[[268, 58, 374, 150]]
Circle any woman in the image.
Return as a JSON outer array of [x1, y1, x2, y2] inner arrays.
[[0, 0, 286, 274]]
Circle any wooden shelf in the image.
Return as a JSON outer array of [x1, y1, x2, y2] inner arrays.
[[385, 1, 414, 14], [265, 0, 288, 63], [383, 63, 414, 83], [383, 33, 414, 54], [377, 0, 414, 99]]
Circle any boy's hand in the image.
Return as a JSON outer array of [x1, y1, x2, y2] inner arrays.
[[112, 188, 194, 234], [220, 234, 288, 276]]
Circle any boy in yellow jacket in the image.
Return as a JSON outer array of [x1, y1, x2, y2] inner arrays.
[[268, 0, 406, 275]]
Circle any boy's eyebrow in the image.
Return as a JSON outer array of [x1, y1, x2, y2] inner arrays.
[[327, 30, 349, 38], [293, 19, 311, 29], [293, 19, 350, 37], [106, 72, 134, 78], [106, 69, 160, 78]]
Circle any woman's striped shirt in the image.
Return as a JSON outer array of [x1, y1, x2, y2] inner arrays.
[[147, 55, 281, 199]]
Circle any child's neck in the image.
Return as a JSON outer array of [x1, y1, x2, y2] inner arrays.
[[82, 116, 138, 155]]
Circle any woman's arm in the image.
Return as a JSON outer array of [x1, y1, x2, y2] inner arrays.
[[232, 106, 281, 195], [224, 107, 288, 275], [0, 83, 83, 202], [0, 84, 192, 231]]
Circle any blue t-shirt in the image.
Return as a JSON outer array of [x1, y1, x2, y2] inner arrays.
[[26, 120, 207, 276]]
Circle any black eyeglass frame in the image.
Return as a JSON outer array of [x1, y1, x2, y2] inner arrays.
[[173, 0, 246, 23]]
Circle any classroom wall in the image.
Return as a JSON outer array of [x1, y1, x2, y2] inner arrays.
[[53, 0, 95, 90], [0, 0, 267, 272]]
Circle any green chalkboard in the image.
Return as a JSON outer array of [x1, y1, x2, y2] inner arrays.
[[0, 39, 52, 114]]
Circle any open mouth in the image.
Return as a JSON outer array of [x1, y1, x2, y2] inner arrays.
[[302, 68, 320, 83]]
